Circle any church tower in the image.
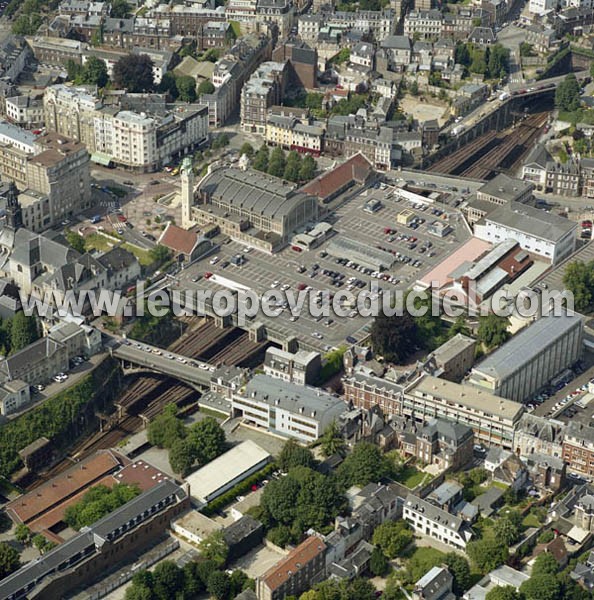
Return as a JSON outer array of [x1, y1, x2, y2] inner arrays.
[[5, 182, 22, 230], [181, 157, 195, 230]]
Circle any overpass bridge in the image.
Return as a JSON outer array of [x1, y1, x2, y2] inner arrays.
[[108, 338, 215, 388]]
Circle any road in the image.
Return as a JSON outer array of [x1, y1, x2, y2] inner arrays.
[[497, 25, 527, 86]]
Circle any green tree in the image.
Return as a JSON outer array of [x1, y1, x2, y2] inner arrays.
[[212, 133, 230, 150], [338, 442, 393, 488], [305, 92, 323, 110], [198, 530, 228, 568], [207, 570, 230, 600], [124, 585, 153, 600], [12, 13, 42, 35], [0, 542, 20, 579], [278, 439, 315, 471], [563, 260, 594, 311], [176, 75, 197, 102], [268, 147, 286, 178], [299, 154, 316, 182], [158, 72, 179, 99], [149, 244, 171, 265], [253, 145, 269, 172], [493, 516, 520, 546], [455, 42, 471, 66], [10, 311, 40, 353], [404, 548, 446, 583], [370, 312, 419, 364], [447, 315, 472, 338], [110, 0, 130, 17], [444, 553, 472, 595], [169, 437, 194, 475], [284, 151, 302, 183], [188, 417, 226, 466], [113, 54, 154, 92], [486, 586, 522, 600], [520, 574, 561, 600], [532, 552, 559, 577], [372, 521, 413, 558], [239, 142, 254, 158], [32, 533, 50, 553], [487, 44, 510, 78], [81, 56, 109, 88], [153, 560, 184, 600], [410, 81, 419, 96], [556, 73, 581, 112], [476, 314, 510, 350], [198, 79, 215, 95], [66, 230, 86, 254], [147, 405, 186, 448], [319, 420, 346, 457], [369, 547, 389, 576], [466, 538, 508, 573], [14, 524, 31, 545]]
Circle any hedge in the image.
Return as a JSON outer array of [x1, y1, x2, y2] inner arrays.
[[201, 462, 277, 516]]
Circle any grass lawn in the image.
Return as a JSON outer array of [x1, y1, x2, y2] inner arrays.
[[522, 513, 541, 528], [121, 243, 153, 266], [396, 465, 428, 489], [85, 233, 114, 253]]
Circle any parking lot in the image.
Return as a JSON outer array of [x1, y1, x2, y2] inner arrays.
[[172, 182, 471, 351]]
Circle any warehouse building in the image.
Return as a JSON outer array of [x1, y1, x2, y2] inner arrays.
[[185, 440, 271, 505], [468, 313, 583, 403]]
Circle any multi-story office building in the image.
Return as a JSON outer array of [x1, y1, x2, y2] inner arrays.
[[403, 375, 524, 449], [230, 374, 346, 442], [469, 314, 583, 403]]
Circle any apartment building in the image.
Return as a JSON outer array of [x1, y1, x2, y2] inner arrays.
[[404, 10, 443, 40], [263, 347, 321, 385], [343, 372, 404, 415], [403, 494, 473, 549], [5, 95, 44, 129], [563, 422, 594, 479], [468, 314, 583, 403], [265, 112, 325, 155], [403, 375, 524, 449], [43, 85, 208, 171], [257, 536, 327, 600], [545, 159, 581, 196], [231, 374, 346, 442], [240, 61, 289, 133]]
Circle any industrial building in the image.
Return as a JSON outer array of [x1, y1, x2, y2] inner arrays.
[[468, 313, 583, 402], [185, 440, 271, 505]]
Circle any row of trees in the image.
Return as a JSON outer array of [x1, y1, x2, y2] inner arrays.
[[0, 311, 41, 357], [147, 406, 227, 476], [454, 42, 510, 80], [64, 483, 140, 530], [124, 558, 254, 600], [251, 145, 317, 183]]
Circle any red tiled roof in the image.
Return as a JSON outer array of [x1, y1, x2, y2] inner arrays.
[[300, 153, 373, 201], [158, 223, 199, 255], [262, 536, 326, 592], [6, 450, 124, 524]]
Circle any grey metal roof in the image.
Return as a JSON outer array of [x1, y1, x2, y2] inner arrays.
[[478, 174, 533, 202], [243, 374, 346, 430], [486, 201, 577, 242], [201, 168, 314, 221], [381, 35, 411, 50], [472, 313, 582, 381]]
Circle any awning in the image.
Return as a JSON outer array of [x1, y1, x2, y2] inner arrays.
[[90, 152, 113, 166]]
